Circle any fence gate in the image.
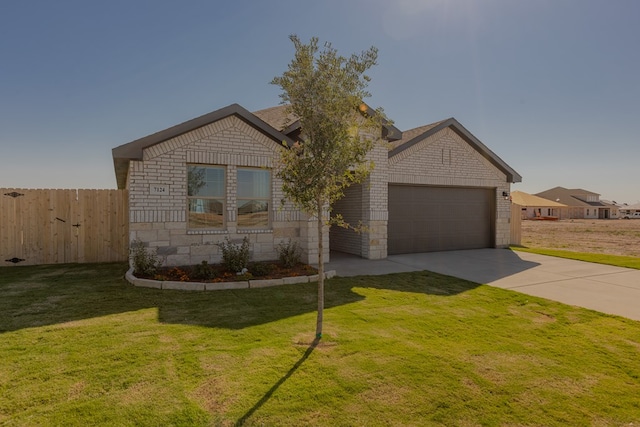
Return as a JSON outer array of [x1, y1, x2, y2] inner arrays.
[[1, 189, 128, 266]]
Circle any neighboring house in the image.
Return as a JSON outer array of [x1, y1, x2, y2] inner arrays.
[[112, 103, 521, 266], [602, 200, 620, 219], [535, 187, 619, 219], [618, 202, 640, 219], [511, 190, 566, 220]]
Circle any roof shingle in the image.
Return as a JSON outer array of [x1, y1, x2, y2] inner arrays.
[[511, 191, 566, 207], [253, 105, 297, 131]]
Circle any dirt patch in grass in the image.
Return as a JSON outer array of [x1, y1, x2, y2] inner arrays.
[[468, 352, 554, 385], [67, 381, 87, 401], [518, 374, 600, 403], [192, 377, 233, 414], [508, 305, 557, 324], [358, 383, 411, 405], [521, 219, 640, 257]]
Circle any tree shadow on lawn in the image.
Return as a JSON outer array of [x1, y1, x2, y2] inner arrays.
[[235, 337, 320, 426], [0, 263, 155, 333], [0, 263, 481, 334], [152, 270, 482, 329]]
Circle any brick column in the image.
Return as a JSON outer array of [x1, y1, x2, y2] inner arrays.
[[361, 142, 388, 259]]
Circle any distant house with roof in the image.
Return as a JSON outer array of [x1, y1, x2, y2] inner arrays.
[[535, 187, 619, 219], [618, 202, 640, 219], [511, 190, 567, 220]]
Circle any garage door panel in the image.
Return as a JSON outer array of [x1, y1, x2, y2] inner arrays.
[[388, 185, 494, 255]]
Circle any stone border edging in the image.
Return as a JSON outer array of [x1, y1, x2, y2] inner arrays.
[[125, 268, 336, 291]]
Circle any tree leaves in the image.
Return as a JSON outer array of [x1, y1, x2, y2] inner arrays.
[[271, 34, 382, 218]]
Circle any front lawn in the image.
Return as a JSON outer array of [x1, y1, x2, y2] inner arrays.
[[512, 246, 640, 270], [1, 263, 639, 426]]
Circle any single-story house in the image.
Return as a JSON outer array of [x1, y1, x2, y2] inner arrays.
[[511, 190, 567, 220], [618, 202, 640, 218], [112, 103, 521, 266], [535, 187, 619, 219]]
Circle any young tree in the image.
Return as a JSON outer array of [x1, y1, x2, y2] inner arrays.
[[272, 35, 384, 339]]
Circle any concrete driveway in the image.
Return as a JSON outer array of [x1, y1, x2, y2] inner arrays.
[[325, 249, 640, 321]]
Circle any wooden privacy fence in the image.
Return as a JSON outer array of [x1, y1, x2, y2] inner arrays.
[[1, 189, 128, 266], [510, 203, 522, 246]]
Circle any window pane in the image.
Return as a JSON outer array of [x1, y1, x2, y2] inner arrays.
[[188, 166, 224, 197], [237, 200, 268, 228], [237, 169, 270, 199], [188, 198, 224, 228]]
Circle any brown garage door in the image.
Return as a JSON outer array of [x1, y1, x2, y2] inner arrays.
[[388, 185, 495, 254]]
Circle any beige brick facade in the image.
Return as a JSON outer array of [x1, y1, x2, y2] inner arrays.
[[116, 104, 520, 267], [127, 116, 326, 266]]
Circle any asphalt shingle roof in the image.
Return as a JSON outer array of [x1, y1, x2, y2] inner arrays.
[[253, 105, 297, 132], [511, 191, 567, 207], [535, 187, 606, 207]]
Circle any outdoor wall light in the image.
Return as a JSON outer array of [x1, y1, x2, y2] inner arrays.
[[502, 191, 510, 200]]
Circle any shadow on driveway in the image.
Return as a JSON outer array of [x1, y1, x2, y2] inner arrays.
[[327, 248, 541, 284]]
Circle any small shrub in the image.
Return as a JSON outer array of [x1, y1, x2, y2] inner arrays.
[[277, 239, 301, 268], [236, 272, 253, 281], [218, 237, 250, 273], [249, 262, 275, 277], [192, 261, 216, 280], [130, 240, 163, 277]]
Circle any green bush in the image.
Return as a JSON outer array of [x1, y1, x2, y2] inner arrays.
[[277, 239, 301, 268], [130, 240, 163, 277], [218, 237, 250, 273], [249, 262, 275, 277], [192, 261, 216, 280]]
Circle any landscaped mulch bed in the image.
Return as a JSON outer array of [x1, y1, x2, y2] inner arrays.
[[137, 261, 318, 283]]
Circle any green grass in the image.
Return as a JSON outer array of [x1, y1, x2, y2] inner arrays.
[[512, 246, 640, 269], [1, 263, 639, 426]]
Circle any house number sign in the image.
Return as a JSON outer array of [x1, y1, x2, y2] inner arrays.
[[150, 185, 169, 195]]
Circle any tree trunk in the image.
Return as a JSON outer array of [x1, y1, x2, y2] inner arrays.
[[315, 196, 324, 339]]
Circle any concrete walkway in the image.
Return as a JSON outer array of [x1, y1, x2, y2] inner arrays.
[[325, 249, 640, 321]]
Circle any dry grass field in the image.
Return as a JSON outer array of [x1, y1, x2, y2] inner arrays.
[[521, 218, 640, 257]]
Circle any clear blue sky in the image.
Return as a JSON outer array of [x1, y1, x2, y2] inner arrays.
[[1, 0, 639, 203]]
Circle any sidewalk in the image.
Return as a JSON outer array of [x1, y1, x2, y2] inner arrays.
[[325, 249, 640, 321]]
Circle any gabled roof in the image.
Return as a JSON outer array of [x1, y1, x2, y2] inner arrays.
[[388, 120, 448, 151], [511, 191, 566, 207], [112, 103, 295, 189], [535, 186, 606, 208], [388, 117, 522, 184], [112, 104, 522, 188]]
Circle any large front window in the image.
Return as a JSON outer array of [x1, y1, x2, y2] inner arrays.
[[187, 165, 224, 229], [237, 168, 270, 228]]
